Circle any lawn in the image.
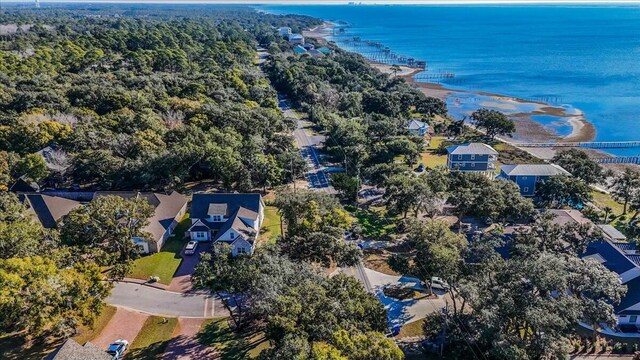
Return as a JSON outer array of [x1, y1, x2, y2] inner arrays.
[[363, 249, 400, 276], [591, 190, 625, 218], [0, 332, 64, 360], [73, 305, 117, 345], [197, 317, 271, 359], [396, 319, 426, 339], [128, 214, 190, 285], [259, 205, 282, 245], [346, 205, 396, 240], [417, 136, 448, 168], [126, 316, 178, 360]]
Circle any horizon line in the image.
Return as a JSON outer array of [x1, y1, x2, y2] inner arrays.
[[4, 0, 640, 5]]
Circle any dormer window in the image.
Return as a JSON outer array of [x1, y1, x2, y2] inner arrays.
[[230, 232, 235, 239], [212, 215, 222, 222]]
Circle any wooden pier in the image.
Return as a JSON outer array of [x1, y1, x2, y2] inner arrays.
[[595, 156, 640, 165], [511, 141, 640, 149]]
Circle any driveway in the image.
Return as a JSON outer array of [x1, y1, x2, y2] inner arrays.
[[365, 268, 448, 327], [107, 282, 225, 318], [168, 242, 211, 293], [162, 318, 216, 359], [91, 307, 149, 350]]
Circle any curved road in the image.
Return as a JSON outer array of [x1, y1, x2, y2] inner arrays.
[[106, 282, 222, 318]]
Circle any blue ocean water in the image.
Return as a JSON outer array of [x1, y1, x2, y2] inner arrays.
[[262, 4, 640, 153]]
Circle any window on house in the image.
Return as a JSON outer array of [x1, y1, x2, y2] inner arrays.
[[196, 231, 206, 239], [212, 215, 222, 222], [237, 247, 246, 254], [457, 155, 463, 160], [470, 154, 475, 160], [631, 316, 638, 323], [230, 232, 235, 239], [523, 187, 529, 193]]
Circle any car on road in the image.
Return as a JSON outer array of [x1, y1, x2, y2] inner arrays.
[[106, 339, 128, 359], [184, 241, 198, 255]]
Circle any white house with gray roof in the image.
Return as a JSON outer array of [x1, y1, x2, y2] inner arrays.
[[498, 164, 570, 196], [188, 193, 264, 256], [405, 119, 429, 136]]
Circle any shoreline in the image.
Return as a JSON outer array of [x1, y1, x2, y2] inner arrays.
[[305, 21, 597, 145]]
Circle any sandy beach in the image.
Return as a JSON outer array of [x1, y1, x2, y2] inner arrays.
[[305, 22, 597, 145]]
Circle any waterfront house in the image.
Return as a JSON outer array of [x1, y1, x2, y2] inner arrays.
[[188, 193, 264, 256], [316, 47, 333, 55], [20, 191, 187, 254], [278, 27, 291, 37], [446, 143, 498, 175], [288, 33, 305, 45], [498, 164, 570, 196], [406, 119, 429, 136]]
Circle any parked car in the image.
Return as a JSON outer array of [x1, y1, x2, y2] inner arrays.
[[422, 277, 450, 291], [184, 240, 198, 255], [106, 339, 128, 359], [415, 163, 425, 172]]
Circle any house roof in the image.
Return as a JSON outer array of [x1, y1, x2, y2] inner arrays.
[[582, 240, 637, 278], [406, 119, 428, 130], [21, 193, 82, 228], [293, 45, 306, 54], [46, 339, 111, 360], [191, 193, 262, 222], [317, 47, 332, 54], [616, 275, 640, 313], [599, 224, 628, 241], [208, 203, 228, 216], [500, 164, 570, 177], [546, 209, 593, 226], [289, 33, 304, 40], [216, 208, 257, 244], [446, 142, 498, 155]]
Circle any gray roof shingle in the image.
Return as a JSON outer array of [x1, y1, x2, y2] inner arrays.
[[46, 339, 111, 360], [500, 164, 570, 177], [446, 143, 498, 155]]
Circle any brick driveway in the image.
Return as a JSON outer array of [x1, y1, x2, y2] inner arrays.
[[91, 307, 149, 350], [168, 242, 211, 293]]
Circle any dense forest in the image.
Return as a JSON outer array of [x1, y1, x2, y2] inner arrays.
[[0, 6, 319, 191]]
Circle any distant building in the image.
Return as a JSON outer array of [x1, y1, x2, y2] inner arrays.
[[188, 193, 264, 256], [446, 143, 498, 175], [308, 49, 325, 58], [316, 47, 333, 55], [405, 119, 429, 136], [293, 45, 307, 54], [278, 27, 292, 37], [288, 33, 305, 45], [498, 164, 570, 196], [46, 338, 111, 360]]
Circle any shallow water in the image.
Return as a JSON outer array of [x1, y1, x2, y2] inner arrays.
[[262, 4, 640, 155]]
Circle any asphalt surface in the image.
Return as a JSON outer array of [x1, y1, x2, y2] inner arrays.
[[107, 282, 221, 318], [279, 96, 371, 292], [279, 98, 332, 191]]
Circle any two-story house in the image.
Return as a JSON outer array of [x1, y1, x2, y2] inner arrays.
[[188, 193, 264, 256], [446, 143, 498, 176], [498, 164, 570, 196], [278, 26, 292, 37]]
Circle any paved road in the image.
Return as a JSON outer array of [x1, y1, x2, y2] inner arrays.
[[278, 96, 372, 291], [279, 98, 333, 192], [107, 282, 223, 318]]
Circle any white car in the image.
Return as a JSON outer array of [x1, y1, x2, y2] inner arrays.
[[106, 339, 128, 359], [430, 277, 450, 291], [184, 241, 198, 255]]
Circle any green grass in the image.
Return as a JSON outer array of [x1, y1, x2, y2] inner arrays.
[[259, 206, 282, 245], [416, 136, 448, 168], [197, 318, 271, 359], [396, 319, 426, 339], [126, 316, 178, 360], [346, 206, 396, 240], [0, 332, 63, 360], [591, 191, 625, 217], [73, 305, 117, 345], [128, 214, 190, 285]]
